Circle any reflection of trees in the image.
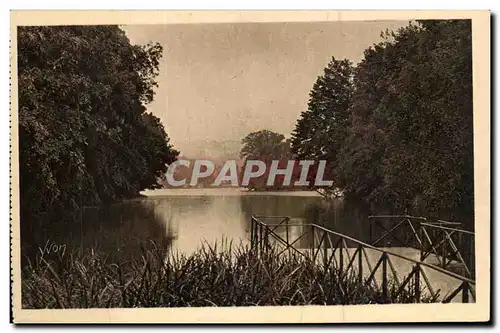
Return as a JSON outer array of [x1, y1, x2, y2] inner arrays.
[[304, 199, 371, 243], [21, 201, 173, 267], [240, 195, 320, 219]]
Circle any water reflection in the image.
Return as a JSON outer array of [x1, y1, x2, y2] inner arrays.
[[140, 193, 372, 254], [21, 190, 471, 267], [147, 195, 248, 254], [21, 201, 173, 266]]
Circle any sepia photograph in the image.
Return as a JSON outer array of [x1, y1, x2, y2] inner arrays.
[[10, 10, 490, 323]]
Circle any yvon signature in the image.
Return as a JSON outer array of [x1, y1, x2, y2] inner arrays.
[[38, 239, 67, 260]]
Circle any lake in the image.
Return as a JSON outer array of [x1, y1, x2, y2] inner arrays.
[[20, 187, 475, 279], [21, 188, 378, 265], [140, 188, 374, 254], [20, 187, 476, 303]]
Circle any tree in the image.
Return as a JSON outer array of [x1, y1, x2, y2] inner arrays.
[[18, 26, 179, 231], [337, 20, 474, 223], [240, 130, 290, 161], [239, 130, 291, 191], [291, 57, 354, 185], [336, 26, 421, 200], [377, 20, 473, 219]]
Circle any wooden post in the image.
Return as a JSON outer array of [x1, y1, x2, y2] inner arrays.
[[462, 282, 469, 303], [323, 230, 328, 272], [266, 226, 270, 252], [470, 238, 475, 279], [441, 229, 447, 268], [250, 217, 254, 250], [419, 222, 424, 261], [311, 225, 315, 250], [254, 222, 257, 254], [263, 226, 267, 253], [286, 218, 289, 247], [458, 232, 463, 258], [339, 237, 344, 274], [358, 245, 363, 284], [257, 223, 261, 256], [259, 223, 264, 255], [414, 264, 421, 303], [254, 222, 258, 254], [382, 253, 388, 302]]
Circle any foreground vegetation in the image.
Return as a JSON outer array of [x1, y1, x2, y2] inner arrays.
[[22, 242, 433, 308]]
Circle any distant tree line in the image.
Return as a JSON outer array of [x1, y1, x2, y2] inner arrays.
[[18, 26, 179, 230], [290, 20, 473, 222], [239, 130, 334, 191]]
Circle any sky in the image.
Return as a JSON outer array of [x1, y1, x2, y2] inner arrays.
[[122, 21, 409, 156]]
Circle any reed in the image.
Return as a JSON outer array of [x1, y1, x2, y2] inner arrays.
[[21, 240, 433, 308]]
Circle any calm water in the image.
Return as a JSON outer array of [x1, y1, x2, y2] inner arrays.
[[22, 188, 470, 266], [140, 189, 371, 254], [21, 189, 375, 263]]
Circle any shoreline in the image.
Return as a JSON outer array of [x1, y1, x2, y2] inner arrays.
[[140, 188, 324, 197]]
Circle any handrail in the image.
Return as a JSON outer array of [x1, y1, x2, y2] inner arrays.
[[253, 216, 475, 285], [368, 215, 427, 220], [421, 222, 475, 235], [435, 219, 463, 225], [253, 215, 291, 219], [369, 216, 464, 227]]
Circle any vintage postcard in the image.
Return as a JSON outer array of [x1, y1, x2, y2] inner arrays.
[[10, 10, 490, 323]]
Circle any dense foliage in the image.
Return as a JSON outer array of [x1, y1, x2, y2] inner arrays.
[[240, 130, 292, 191], [240, 129, 291, 161], [18, 26, 179, 228], [291, 20, 474, 223], [291, 57, 354, 171]]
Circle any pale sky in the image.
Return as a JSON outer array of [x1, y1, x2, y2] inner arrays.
[[122, 21, 409, 155]]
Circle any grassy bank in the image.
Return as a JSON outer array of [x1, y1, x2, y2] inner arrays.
[[22, 241, 432, 308]]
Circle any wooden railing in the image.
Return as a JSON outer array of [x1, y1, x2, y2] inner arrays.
[[368, 215, 475, 279], [420, 222, 475, 279], [250, 215, 475, 304], [368, 215, 427, 248]]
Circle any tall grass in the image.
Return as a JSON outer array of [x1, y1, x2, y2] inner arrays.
[[22, 241, 433, 308]]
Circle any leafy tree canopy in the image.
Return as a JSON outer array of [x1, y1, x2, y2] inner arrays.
[[339, 20, 473, 221], [240, 129, 290, 161], [18, 26, 179, 227], [291, 20, 473, 223], [291, 57, 354, 189]]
